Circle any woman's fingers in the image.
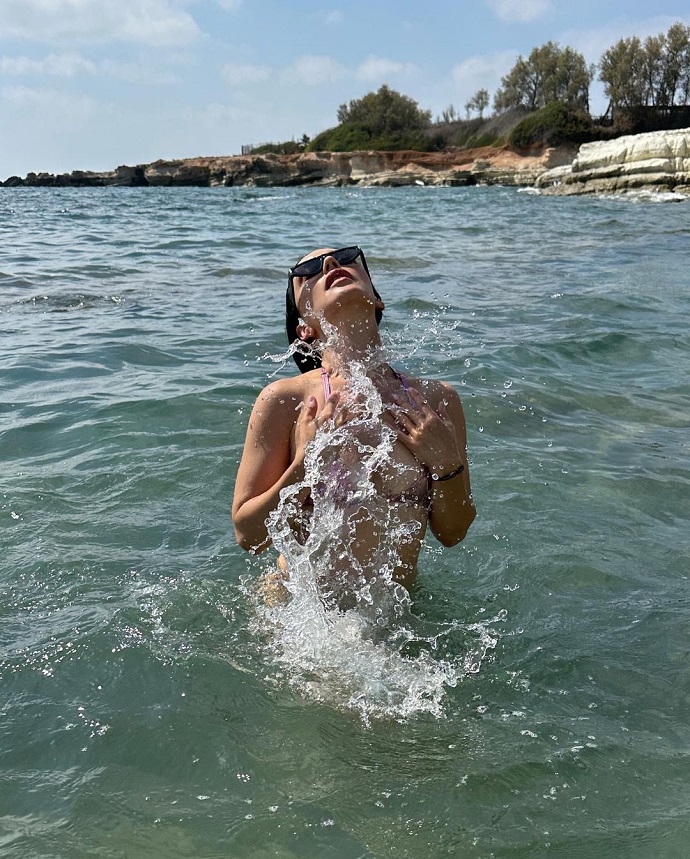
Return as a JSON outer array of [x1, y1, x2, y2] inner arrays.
[[316, 391, 340, 427], [320, 392, 369, 429], [385, 392, 460, 469], [437, 397, 454, 425], [296, 395, 317, 426]]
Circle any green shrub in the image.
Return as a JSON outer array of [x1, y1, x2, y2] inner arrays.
[[251, 141, 303, 155], [508, 101, 593, 147], [307, 124, 373, 151], [307, 123, 432, 152], [466, 132, 503, 148]]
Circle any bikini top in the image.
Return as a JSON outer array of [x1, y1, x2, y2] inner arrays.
[[319, 367, 431, 508]]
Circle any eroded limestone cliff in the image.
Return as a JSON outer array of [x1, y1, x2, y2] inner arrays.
[[2, 146, 574, 189], [536, 128, 690, 196], [7, 131, 689, 194]]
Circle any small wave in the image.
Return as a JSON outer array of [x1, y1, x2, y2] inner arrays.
[[602, 189, 688, 204], [13, 292, 126, 312]]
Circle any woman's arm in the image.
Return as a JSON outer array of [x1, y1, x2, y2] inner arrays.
[[232, 380, 309, 553], [232, 378, 340, 553], [426, 385, 476, 546]]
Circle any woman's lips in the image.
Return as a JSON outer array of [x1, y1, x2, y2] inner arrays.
[[325, 268, 353, 289]]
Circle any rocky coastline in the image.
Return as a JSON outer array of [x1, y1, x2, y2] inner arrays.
[[1, 145, 574, 189], [3, 128, 689, 195]]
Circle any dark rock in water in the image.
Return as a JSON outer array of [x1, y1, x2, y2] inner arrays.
[[112, 165, 147, 186]]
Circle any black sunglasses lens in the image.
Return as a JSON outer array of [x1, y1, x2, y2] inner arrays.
[[292, 247, 360, 280], [292, 259, 320, 279], [333, 247, 360, 266]]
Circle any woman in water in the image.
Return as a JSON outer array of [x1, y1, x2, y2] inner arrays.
[[232, 246, 475, 603]]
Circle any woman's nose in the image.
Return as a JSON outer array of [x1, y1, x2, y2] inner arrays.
[[322, 254, 339, 273]]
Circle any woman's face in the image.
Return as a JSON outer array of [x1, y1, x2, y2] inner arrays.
[[293, 247, 375, 326]]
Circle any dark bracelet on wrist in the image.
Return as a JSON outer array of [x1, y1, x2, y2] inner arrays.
[[430, 463, 465, 482]]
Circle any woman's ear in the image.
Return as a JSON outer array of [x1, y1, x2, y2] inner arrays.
[[296, 322, 315, 341], [375, 297, 385, 312]]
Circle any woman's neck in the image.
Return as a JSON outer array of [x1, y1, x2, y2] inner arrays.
[[321, 335, 387, 377], [319, 313, 386, 376]]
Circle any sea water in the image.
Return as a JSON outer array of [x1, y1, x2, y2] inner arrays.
[[1, 185, 689, 857]]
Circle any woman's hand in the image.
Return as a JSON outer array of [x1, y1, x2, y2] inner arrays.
[[384, 383, 476, 546], [293, 391, 342, 462], [385, 387, 463, 477]]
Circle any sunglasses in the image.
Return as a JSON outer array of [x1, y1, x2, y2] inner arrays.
[[288, 246, 370, 286]]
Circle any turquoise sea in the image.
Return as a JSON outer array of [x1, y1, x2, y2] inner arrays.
[[1, 185, 689, 858]]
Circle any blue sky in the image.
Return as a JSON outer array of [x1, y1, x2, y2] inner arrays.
[[1, 0, 688, 178]]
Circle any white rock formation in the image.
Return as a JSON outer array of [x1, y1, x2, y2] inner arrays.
[[536, 128, 690, 195]]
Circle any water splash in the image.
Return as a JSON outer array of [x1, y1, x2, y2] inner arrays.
[[250, 326, 497, 724]]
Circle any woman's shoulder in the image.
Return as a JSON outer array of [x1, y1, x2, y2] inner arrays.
[[255, 369, 321, 405], [401, 373, 459, 405]]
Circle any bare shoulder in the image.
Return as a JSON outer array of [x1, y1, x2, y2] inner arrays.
[[248, 371, 319, 427], [254, 373, 308, 405], [406, 375, 463, 410]]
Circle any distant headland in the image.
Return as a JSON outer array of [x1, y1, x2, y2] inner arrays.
[[3, 129, 689, 196], [0, 144, 574, 190]]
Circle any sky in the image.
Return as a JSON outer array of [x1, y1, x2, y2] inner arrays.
[[1, 0, 689, 179]]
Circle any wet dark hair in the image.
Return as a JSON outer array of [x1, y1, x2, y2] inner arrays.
[[285, 249, 384, 373]]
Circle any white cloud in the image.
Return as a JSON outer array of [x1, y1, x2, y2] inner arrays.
[[0, 0, 200, 46], [215, 0, 242, 9], [355, 56, 417, 81], [222, 63, 271, 85], [485, 0, 550, 23], [0, 51, 181, 84], [102, 56, 184, 84], [451, 50, 516, 90], [0, 53, 96, 77], [322, 10, 343, 25], [1, 83, 97, 117], [439, 50, 519, 117], [283, 55, 346, 86]]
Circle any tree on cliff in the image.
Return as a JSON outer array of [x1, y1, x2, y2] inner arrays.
[[308, 85, 432, 151], [465, 89, 490, 119], [663, 22, 690, 106], [599, 23, 690, 116], [599, 36, 652, 111], [494, 42, 593, 114]]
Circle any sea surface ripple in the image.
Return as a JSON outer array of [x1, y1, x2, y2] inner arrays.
[[1, 186, 689, 858]]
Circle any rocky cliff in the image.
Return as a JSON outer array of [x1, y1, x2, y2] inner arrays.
[[2, 145, 574, 189], [6, 130, 689, 194], [536, 127, 690, 195]]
